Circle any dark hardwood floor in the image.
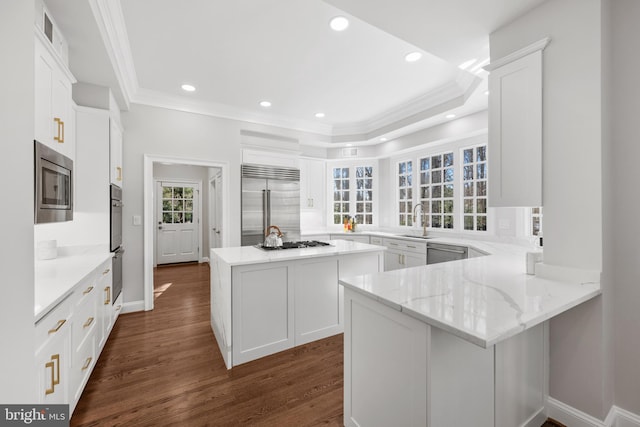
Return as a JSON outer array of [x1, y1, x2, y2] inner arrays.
[[72, 263, 343, 426], [71, 262, 564, 427]]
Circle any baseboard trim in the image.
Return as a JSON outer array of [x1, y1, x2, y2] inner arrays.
[[121, 300, 145, 314], [200, 257, 210, 263], [546, 398, 640, 427]]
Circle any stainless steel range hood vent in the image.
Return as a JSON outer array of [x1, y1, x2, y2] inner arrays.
[[241, 164, 300, 181]]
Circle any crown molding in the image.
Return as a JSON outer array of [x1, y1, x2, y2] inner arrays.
[[484, 37, 551, 72], [89, 0, 139, 109]]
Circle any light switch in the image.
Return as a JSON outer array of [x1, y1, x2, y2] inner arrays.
[[133, 215, 142, 226]]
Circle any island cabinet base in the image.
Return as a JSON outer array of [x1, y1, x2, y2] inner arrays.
[[211, 250, 383, 369], [343, 288, 547, 427]]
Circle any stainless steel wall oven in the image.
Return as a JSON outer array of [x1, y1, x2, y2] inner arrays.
[[110, 184, 124, 302]]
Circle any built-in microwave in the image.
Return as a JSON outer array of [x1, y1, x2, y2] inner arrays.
[[35, 140, 73, 224]]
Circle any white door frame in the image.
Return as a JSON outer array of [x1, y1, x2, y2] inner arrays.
[[154, 178, 202, 266], [144, 154, 229, 311]]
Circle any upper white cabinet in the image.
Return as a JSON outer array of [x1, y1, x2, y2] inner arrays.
[[110, 120, 123, 185], [300, 158, 326, 210], [34, 32, 75, 160], [486, 38, 549, 207]]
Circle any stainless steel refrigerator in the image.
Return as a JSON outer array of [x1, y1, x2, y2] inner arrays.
[[241, 164, 301, 246]]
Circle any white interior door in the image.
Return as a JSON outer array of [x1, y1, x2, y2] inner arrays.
[[214, 173, 223, 248], [156, 181, 200, 264]]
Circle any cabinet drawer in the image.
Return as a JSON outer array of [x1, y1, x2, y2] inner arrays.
[[382, 238, 427, 255], [35, 295, 73, 353], [72, 274, 98, 308], [71, 333, 96, 404], [72, 295, 97, 353], [369, 236, 383, 245]]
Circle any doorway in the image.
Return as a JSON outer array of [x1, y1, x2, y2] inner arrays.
[[209, 170, 223, 250], [144, 155, 229, 311], [156, 180, 201, 265]]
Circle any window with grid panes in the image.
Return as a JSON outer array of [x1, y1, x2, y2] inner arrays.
[[162, 185, 195, 224], [398, 160, 413, 226], [531, 207, 543, 236], [462, 145, 488, 231], [355, 166, 374, 225], [332, 167, 350, 225], [419, 152, 454, 229]]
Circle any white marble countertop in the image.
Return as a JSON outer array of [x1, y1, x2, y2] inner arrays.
[[34, 245, 112, 322], [339, 240, 601, 348], [211, 240, 385, 266]]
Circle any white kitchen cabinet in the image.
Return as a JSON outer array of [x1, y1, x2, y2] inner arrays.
[[369, 236, 383, 246], [110, 120, 123, 185], [330, 233, 370, 244], [97, 260, 114, 351], [300, 158, 325, 210], [382, 238, 427, 271], [487, 39, 549, 207], [34, 31, 75, 160], [35, 295, 72, 405]]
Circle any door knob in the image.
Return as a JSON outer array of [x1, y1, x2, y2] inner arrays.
[[158, 225, 163, 230]]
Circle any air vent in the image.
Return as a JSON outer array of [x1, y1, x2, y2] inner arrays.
[[241, 164, 300, 181], [342, 147, 358, 158], [43, 12, 53, 43]]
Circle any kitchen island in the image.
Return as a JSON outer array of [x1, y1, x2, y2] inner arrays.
[[339, 242, 601, 427], [210, 240, 385, 369]]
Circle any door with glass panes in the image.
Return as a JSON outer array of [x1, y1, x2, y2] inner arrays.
[[156, 181, 200, 264]]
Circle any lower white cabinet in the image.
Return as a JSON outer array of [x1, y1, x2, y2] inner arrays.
[[35, 256, 117, 416], [225, 250, 384, 368], [382, 238, 427, 271]]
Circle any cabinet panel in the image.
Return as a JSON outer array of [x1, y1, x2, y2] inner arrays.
[[232, 265, 294, 365], [488, 50, 542, 207], [36, 323, 70, 404], [300, 158, 325, 210], [294, 259, 341, 345], [110, 120, 123, 185]]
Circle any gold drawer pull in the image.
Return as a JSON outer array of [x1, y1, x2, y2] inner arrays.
[[48, 319, 66, 334], [83, 286, 94, 295], [83, 317, 94, 328], [45, 360, 55, 395], [102, 269, 111, 275], [104, 286, 111, 305], [81, 357, 92, 371]]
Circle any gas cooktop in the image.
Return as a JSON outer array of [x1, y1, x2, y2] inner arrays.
[[258, 240, 331, 250]]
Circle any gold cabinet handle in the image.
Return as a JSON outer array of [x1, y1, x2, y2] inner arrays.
[[83, 286, 94, 295], [117, 166, 122, 181], [45, 360, 55, 395], [102, 268, 111, 275], [81, 357, 92, 371], [83, 317, 94, 328], [44, 354, 60, 395], [48, 319, 66, 334], [53, 117, 64, 143], [104, 286, 111, 305]]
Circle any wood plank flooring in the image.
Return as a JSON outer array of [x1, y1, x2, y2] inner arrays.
[[71, 262, 566, 427], [71, 263, 343, 426]]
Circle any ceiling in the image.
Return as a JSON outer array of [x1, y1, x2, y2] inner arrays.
[[44, 0, 546, 145]]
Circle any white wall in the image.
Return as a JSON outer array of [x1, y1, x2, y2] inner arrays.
[[0, 0, 37, 402], [490, 0, 606, 419], [609, 0, 640, 416], [153, 163, 211, 263]]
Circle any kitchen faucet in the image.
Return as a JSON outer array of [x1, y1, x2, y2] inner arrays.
[[413, 203, 429, 237]]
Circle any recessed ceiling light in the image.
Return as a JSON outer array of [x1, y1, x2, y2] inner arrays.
[[404, 52, 422, 63], [259, 101, 272, 107], [484, 90, 490, 96], [458, 59, 477, 70], [346, 144, 353, 147], [181, 84, 196, 92], [330, 16, 349, 31], [380, 137, 388, 142], [446, 114, 456, 119], [315, 112, 325, 118]]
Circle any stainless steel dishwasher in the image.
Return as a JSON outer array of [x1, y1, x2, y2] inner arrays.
[[427, 243, 468, 264]]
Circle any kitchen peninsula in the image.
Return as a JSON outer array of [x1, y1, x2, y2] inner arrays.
[[339, 242, 601, 427], [209, 240, 385, 369]]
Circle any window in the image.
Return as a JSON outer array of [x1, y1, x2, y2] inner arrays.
[[398, 160, 413, 226], [162, 185, 194, 223], [531, 207, 543, 236], [332, 167, 350, 225], [419, 152, 454, 229], [355, 166, 374, 225], [332, 164, 375, 225], [462, 145, 488, 231]]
